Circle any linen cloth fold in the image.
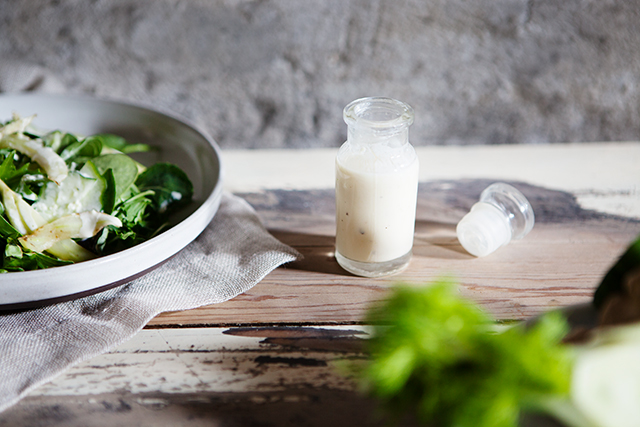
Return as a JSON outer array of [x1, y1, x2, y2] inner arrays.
[[0, 192, 300, 413]]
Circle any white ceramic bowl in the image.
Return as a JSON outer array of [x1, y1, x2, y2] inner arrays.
[[0, 93, 223, 309]]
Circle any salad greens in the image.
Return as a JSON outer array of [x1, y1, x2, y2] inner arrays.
[[358, 279, 573, 427], [0, 113, 193, 272]]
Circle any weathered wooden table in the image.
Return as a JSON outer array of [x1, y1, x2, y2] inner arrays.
[[2, 143, 639, 426]]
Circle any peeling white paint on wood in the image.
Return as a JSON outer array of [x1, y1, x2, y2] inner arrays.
[[30, 326, 368, 397]]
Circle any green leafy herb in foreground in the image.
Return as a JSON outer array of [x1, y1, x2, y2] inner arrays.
[[359, 280, 573, 427]]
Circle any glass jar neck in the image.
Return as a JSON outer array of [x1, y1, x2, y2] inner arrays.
[[343, 97, 414, 147]]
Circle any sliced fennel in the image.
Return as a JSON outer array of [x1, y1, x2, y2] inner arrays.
[[47, 239, 97, 262], [0, 113, 33, 136], [0, 115, 68, 183], [0, 177, 43, 235], [32, 161, 105, 222], [0, 177, 98, 261], [19, 211, 121, 253]]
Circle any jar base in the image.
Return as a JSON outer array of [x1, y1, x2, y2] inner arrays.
[[335, 250, 412, 278]]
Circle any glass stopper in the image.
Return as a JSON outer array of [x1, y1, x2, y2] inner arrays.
[[456, 183, 535, 257]]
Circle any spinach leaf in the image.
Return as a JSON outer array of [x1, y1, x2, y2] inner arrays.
[[3, 242, 72, 271], [0, 202, 20, 240], [94, 133, 150, 154], [121, 143, 151, 154], [117, 189, 154, 225], [95, 133, 127, 151], [101, 168, 117, 214], [85, 164, 189, 256], [55, 133, 80, 154], [91, 154, 139, 202], [136, 163, 193, 214], [0, 150, 27, 182], [60, 135, 103, 163], [82, 186, 154, 256], [0, 150, 43, 198]]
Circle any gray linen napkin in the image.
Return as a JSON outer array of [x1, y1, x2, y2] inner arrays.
[[0, 191, 300, 413]]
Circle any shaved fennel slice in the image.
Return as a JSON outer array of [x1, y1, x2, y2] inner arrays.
[[0, 113, 34, 136], [19, 211, 121, 254], [32, 162, 105, 222], [0, 178, 44, 234], [47, 239, 97, 262], [0, 178, 104, 262], [0, 134, 68, 183]]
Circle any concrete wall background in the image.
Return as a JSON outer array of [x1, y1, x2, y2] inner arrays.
[[1, 0, 639, 149]]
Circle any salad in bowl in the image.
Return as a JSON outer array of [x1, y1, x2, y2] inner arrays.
[[0, 113, 194, 272]]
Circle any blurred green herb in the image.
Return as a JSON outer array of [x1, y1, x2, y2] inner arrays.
[[359, 279, 573, 427]]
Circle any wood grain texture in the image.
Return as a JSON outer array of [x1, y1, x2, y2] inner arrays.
[[0, 391, 415, 427], [149, 180, 640, 326], [5, 326, 559, 427], [3, 327, 396, 427]]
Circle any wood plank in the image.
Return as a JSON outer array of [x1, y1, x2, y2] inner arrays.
[[2, 391, 413, 427], [149, 180, 640, 326], [29, 327, 367, 397], [2, 391, 560, 427], [5, 327, 407, 427], [6, 326, 557, 427]]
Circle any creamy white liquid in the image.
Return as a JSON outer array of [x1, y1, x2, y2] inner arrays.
[[335, 156, 419, 263]]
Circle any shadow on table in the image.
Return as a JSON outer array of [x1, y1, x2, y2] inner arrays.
[[268, 229, 349, 276], [413, 219, 471, 259], [269, 220, 470, 276]]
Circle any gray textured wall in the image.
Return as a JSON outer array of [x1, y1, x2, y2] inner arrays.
[[1, 0, 640, 149]]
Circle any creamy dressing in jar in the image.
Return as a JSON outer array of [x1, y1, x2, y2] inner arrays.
[[335, 97, 418, 277]]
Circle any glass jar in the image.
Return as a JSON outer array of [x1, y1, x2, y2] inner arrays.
[[335, 97, 419, 277]]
